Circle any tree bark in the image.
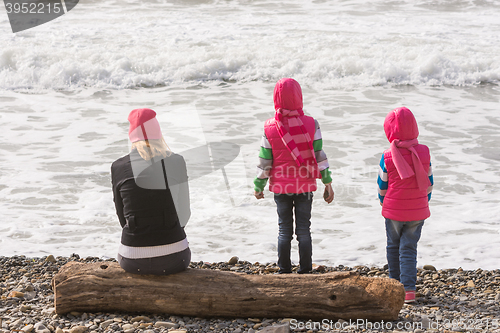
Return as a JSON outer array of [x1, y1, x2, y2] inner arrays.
[[52, 262, 404, 321]]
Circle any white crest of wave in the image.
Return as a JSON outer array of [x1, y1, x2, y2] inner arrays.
[[0, 0, 499, 90]]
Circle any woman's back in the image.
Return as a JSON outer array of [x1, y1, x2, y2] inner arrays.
[[111, 108, 191, 275]]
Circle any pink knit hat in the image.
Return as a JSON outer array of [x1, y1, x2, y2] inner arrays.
[[128, 108, 163, 142]]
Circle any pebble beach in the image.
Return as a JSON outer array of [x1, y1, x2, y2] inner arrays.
[[1, 1, 500, 332], [1, 255, 499, 333]]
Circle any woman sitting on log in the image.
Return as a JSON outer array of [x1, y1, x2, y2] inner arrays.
[[111, 108, 191, 275]]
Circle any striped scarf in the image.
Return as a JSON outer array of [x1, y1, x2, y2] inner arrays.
[[275, 108, 316, 166]]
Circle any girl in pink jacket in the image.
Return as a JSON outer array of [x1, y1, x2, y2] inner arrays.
[[377, 107, 434, 303], [254, 78, 334, 274]]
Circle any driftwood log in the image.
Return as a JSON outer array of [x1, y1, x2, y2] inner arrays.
[[52, 262, 404, 321]]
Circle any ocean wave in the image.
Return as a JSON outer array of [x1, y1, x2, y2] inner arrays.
[[1, 43, 498, 91], [0, 0, 499, 90]]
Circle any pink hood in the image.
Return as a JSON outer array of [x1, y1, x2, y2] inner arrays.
[[273, 78, 303, 111], [384, 107, 419, 142], [383, 106, 430, 193]]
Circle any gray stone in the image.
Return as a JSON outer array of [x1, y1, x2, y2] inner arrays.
[[20, 304, 31, 312], [41, 307, 55, 316], [69, 326, 88, 333], [216, 322, 228, 329], [21, 324, 34, 333], [45, 255, 56, 263], [99, 319, 114, 329], [24, 291, 37, 301], [109, 323, 120, 331], [227, 256, 239, 265], [421, 316, 431, 329], [34, 322, 50, 333], [131, 316, 151, 323], [260, 324, 291, 333], [11, 318, 24, 328]]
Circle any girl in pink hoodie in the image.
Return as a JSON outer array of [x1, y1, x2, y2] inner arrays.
[[254, 78, 334, 274], [377, 107, 434, 303]]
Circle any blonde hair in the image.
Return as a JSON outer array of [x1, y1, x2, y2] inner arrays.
[[131, 138, 172, 161]]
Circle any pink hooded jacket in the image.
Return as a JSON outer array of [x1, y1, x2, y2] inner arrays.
[[264, 78, 319, 194], [382, 107, 431, 221]]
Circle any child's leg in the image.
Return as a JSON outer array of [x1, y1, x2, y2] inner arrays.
[[385, 218, 403, 282], [294, 192, 313, 273], [274, 193, 295, 273], [399, 220, 424, 291]]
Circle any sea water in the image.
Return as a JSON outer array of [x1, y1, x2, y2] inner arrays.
[[0, 0, 499, 270]]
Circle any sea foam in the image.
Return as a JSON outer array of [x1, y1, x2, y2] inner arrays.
[[0, 0, 499, 90]]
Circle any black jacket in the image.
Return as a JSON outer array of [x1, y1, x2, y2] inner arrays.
[[111, 150, 189, 247]]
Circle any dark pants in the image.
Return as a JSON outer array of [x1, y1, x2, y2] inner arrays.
[[118, 247, 191, 275], [274, 193, 313, 274]]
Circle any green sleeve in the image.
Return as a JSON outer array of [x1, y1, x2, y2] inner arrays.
[[253, 178, 268, 192], [313, 138, 323, 152], [259, 147, 273, 160], [320, 168, 332, 184]]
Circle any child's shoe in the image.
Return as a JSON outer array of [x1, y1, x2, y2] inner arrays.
[[275, 270, 292, 275], [404, 290, 416, 303]]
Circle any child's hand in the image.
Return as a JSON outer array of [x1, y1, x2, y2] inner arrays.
[[254, 191, 264, 199], [323, 183, 334, 203]]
